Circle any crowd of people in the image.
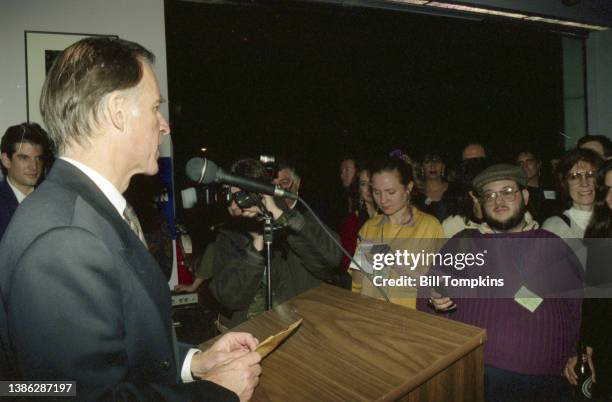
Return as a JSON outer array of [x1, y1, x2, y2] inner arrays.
[[0, 35, 611, 402], [335, 139, 611, 401], [172, 135, 612, 401]]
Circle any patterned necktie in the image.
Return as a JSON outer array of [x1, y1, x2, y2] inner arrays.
[[123, 203, 148, 247]]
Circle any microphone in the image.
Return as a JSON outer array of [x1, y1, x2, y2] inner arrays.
[[185, 157, 298, 200]]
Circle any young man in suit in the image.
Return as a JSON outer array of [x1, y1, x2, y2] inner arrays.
[[0, 123, 49, 239], [0, 37, 260, 401]]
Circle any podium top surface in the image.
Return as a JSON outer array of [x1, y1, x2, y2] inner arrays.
[[201, 284, 486, 402]]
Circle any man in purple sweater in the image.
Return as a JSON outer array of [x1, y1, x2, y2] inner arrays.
[[425, 164, 583, 402]]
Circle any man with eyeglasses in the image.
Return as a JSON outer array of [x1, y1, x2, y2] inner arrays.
[[424, 163, 583, 402], [272, 159, 301, 209], [0, 122, 50, 240]]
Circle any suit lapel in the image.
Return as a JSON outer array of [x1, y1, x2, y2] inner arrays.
[[47, 160, 130, 241], [46, 160, 173, 333], [0, 180, 19, 215]]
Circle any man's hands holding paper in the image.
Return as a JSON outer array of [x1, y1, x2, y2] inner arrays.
[[192, 332, 262, 401]]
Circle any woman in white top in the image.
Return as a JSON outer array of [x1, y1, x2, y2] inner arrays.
[[543, 148, 603, 267]]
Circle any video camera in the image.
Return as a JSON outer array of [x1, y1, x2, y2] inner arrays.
[[181, 155, 277, 209]]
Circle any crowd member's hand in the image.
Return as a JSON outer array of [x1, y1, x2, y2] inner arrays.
[[427, 290, 456, 312], [203, 351, 262, 402], [564, 355, 578, 385], [564, 347, 595, 385], [249, 232, 264, 251], [174, 277, 204, 293], [174, 283, 196, 293], [587, 346, 596, 383], [260, 195, 283, 220]]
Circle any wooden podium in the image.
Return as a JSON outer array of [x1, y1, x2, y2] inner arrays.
[[201, 284, 486, 402]]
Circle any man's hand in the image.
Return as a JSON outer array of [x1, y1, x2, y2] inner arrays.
[[203, 351, 262, 402], [427, 290, 456, 312], [174, 284, 196, 293], [564, 347, 596, 385], [564, 355, 578, 385], [587, 346, 596, 383], [260, 195, 283, 220], [191, 332, 259, 376], [249, 232, 264, 252], [210, 332, 259, 354]]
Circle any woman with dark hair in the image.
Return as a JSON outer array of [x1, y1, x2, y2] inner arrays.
[[340, 157, 359, 214], [327, 157, 360, 231], [349, 157, 443, 309], [543, 148, 603, 268], [413, 151, 449, 222], [339, 165, 377, 271], [584, 159, 612, 242], [564, 159, 612, 400]]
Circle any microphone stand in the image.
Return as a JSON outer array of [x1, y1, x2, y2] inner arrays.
[[253, 195, 275, 311], [263, 213, 274, 311]]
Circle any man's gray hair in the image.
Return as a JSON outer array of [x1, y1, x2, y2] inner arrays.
[[40, 37, 154, 154]]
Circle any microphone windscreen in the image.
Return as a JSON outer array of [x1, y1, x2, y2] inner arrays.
[[186, 158, 205, 182], [185, 158, 219, 184]]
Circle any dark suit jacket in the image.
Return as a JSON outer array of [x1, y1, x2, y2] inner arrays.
[[0, 160, 237, 401], [0, 179, 18, 241]]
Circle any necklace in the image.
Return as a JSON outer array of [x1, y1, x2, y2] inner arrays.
[[380, 205, 413, 245]]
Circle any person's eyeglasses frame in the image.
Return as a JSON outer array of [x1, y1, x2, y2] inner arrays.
[[481, 187, 520, 205], [566, 171, 596, 185]]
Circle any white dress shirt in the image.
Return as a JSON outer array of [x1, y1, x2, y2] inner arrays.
[[6, 177, 27, 204]]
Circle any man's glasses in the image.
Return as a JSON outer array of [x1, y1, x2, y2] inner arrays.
[[566, 171, 596, 184], [481, 187, 520, 205]]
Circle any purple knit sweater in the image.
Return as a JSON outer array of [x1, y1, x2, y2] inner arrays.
[[418, 229, 583, 375]]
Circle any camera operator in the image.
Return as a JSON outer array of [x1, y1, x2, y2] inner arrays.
[[208, 158, 341, 331]]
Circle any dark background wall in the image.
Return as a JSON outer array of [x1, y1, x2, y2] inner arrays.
[[165, 0, 566, 201]]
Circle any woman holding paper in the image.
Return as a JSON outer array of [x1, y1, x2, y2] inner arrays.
[[349, 157, 444, 309]]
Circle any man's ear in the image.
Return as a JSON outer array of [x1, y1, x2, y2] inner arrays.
[[521, 188, 530, 206], [106, 91, 128, 132], [1, 153, 11, 170], [468, 190, 478, 203]]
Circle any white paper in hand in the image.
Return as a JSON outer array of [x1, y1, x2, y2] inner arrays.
[[349, 241, 375, 274]]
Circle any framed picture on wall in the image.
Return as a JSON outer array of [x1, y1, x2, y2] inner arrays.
[[25, 31, 118, 127]]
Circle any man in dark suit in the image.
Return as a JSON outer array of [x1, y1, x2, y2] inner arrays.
[[0, 123, 49, 240], [0, 37, 260, 401]]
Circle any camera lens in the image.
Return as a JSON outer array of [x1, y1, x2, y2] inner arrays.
[[233, 190, 259, 209]]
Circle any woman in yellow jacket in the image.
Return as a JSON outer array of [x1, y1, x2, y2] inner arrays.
[[350, 157, 444, 309]]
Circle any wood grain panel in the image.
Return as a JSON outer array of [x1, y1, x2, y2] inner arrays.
[[200, 284, 486, 402]]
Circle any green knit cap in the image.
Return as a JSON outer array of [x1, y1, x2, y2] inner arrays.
[[472, 163, 527, 194]]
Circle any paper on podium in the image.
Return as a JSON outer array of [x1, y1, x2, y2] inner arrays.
[[255, 318, 303, 359]]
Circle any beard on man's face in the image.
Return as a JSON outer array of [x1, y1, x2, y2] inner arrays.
[[483, 198, 527, 232]]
